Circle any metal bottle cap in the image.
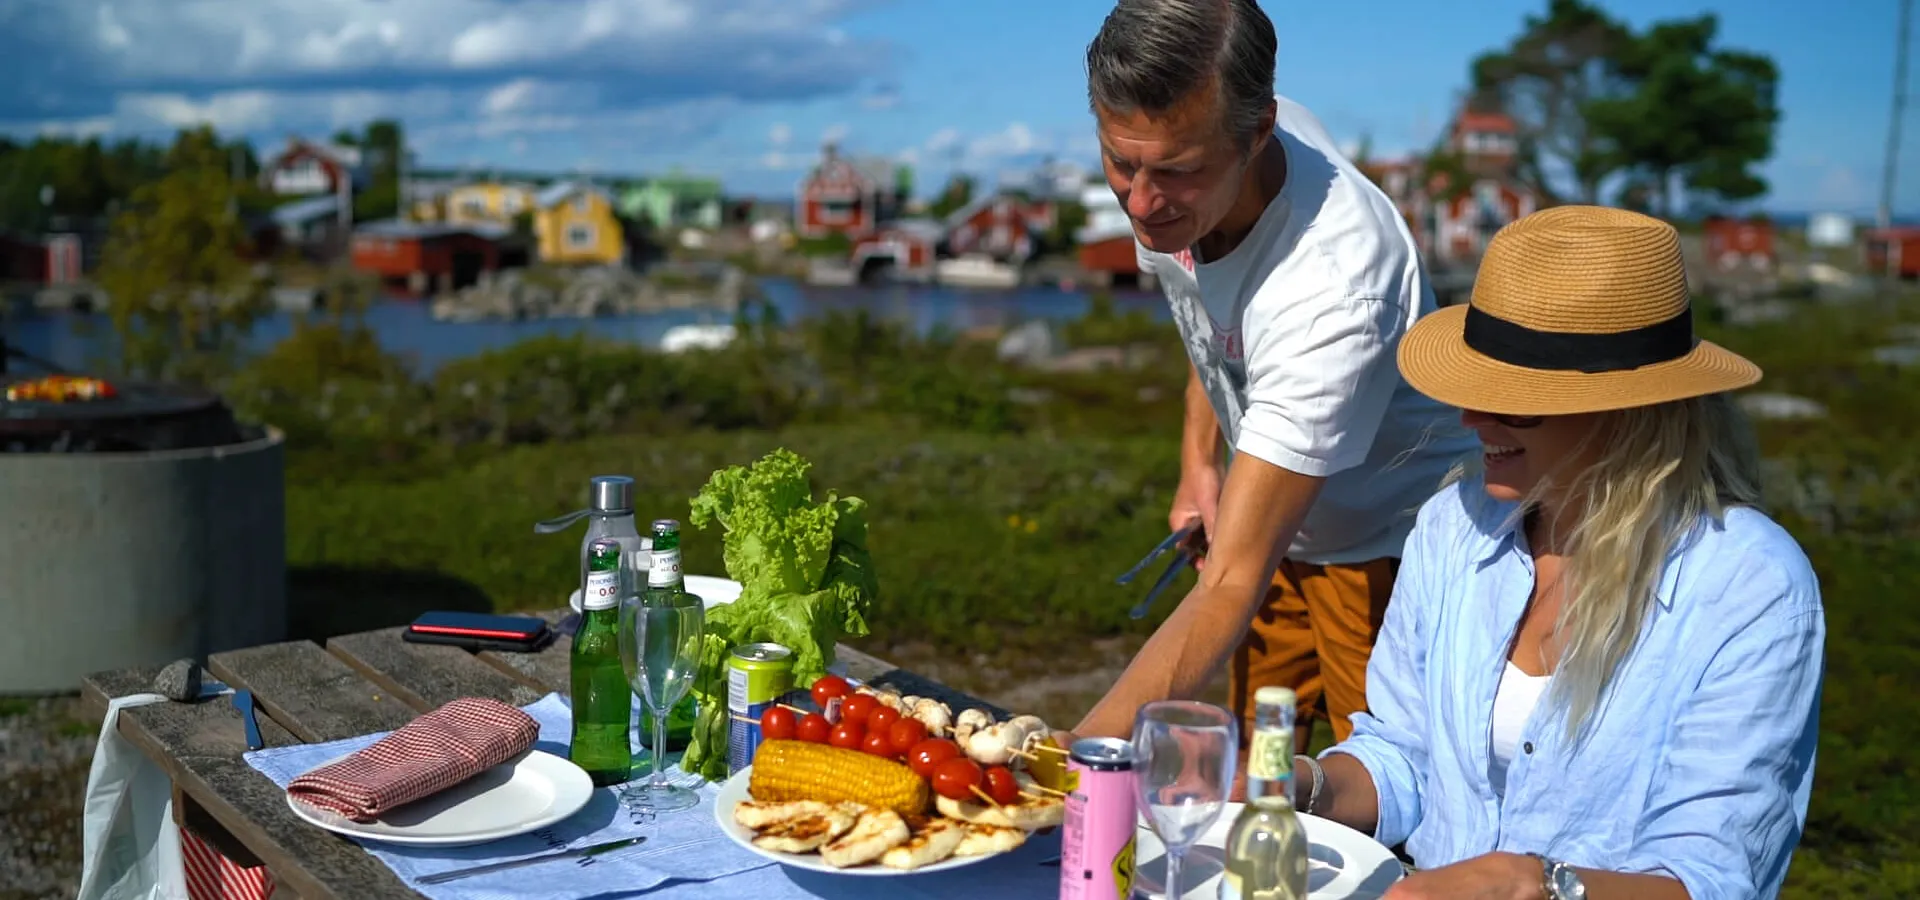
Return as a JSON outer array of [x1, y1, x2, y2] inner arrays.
[[651, 518, 680, 535], [590, 475, 634, 514]]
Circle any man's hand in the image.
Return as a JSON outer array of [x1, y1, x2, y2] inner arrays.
[[1170, 462, 1221, 569], [1381, 853, 1544, 900]]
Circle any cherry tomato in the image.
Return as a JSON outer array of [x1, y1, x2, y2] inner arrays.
[[811, 675, 851, 708], [796, 712, 831, 743], [983, 765, 1021, 806], [861, 730, 896, 757], [827, 720, 866, 751], [930, 757, 985, 801], [841, 693, 879, 723], [907, 738, 963, 778], [887, 718, 928, 755], [867, 706, 901, 734], [760, 706, 797, 742]]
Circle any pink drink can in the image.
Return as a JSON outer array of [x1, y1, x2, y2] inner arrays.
[[1060, 737, 1137, 900]]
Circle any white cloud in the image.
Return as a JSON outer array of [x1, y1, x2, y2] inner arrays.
[[769, 123, 792, 147], [1812, 165, 1871, 210], [924, 128, 963, 154], [821, 122, 850, 144]]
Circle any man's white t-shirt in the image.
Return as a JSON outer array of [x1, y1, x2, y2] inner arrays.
[[1137, 94, 1476, 565]]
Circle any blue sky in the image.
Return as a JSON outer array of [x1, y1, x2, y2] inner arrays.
[[0, 0, 1905, 214]]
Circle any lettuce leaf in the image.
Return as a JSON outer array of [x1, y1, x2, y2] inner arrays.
[[680, 449, 878, 780]]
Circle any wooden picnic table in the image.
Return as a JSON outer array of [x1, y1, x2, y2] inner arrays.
[[80, 610, 1006, 900]]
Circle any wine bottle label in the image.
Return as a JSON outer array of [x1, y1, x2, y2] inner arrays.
[[1219, 871, 1244, 900], [649, 547, 683, 587], [1248, 728, 1294, 781], [583, 569, 620, 610]]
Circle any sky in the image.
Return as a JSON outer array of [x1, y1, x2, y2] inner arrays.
[[0, 0, 1907, 214]]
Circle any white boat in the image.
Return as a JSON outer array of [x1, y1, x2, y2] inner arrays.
[[659, 324, 736, 353], [934, 255, 1021, 289]]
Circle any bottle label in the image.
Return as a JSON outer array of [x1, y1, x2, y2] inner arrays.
[[1219, 871, 1243, 900], [649, 547, 683, 587], [583, 569, 621, 610], [1248, 728, 1294, 782]]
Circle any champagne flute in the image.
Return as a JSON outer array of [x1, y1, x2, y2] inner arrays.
[[1133, 700, 1238, 900], [618, 591, 705, 812]]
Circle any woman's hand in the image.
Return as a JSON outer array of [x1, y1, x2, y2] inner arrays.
[[1382, 852, 1543, 900]]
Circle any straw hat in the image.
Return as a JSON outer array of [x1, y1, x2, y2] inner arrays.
[[1398, 205, 1761, 416]]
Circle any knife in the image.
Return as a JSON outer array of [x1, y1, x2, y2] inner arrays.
[[417, 836, 649, 884], [231, 689, 264, 751]]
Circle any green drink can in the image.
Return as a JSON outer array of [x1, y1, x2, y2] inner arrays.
[[727, 642, 795, 774]]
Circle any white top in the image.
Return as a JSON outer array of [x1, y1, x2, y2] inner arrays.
[[1136, 94, 1477, 564], [1488, 662, 1551, 797]]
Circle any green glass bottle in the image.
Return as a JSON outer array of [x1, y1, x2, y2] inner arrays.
[[642, 519, 698, 750], [570, 537, 632, 786], [1220, 686, 1310, 899]]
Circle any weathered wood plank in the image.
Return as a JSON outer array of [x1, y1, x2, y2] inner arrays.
[[208, 641, 418, 743], [838, 645, 1009, 719], [474, 609, 573, 695], [80, 669, 417, 900], [327, 627, 543, 713], [81, 664, 162, 721]]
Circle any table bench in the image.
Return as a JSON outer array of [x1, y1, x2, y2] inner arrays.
[[81, 610, 1005, 900]]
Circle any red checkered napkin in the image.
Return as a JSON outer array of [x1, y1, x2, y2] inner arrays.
[[286, 697, 540, 823]]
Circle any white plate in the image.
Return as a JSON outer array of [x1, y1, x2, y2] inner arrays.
[[569, 574, 743, 612], [711, 765, 1013, 876], [1135, 802, 1404, 899], [285, 750, 595, 847]]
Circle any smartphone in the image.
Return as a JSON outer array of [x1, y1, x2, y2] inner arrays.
[[404, 611, 555, 653]]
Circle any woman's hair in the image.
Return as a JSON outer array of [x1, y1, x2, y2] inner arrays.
[[1455, 392, 1764, 741]]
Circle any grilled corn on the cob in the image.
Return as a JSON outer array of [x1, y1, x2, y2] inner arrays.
[[748, 740, 930, 817]]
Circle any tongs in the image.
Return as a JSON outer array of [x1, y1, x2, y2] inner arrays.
[[1118, 523, 1199, 620]]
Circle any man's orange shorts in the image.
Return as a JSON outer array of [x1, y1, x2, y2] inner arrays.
[[1227, 557, 1400, 746]]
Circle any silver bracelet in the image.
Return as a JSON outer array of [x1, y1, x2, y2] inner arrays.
[[1295, 754, 1325, 814]]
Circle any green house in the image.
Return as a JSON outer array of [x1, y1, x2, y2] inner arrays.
[[616, 173, 724, 231]]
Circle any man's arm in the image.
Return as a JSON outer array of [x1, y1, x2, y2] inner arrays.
[[1171, 363, 1226, 541], [1075, 452, 1323, 739]]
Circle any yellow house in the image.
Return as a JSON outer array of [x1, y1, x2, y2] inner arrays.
[[534, 181, 626, 266], [444, 182, 538, 228]]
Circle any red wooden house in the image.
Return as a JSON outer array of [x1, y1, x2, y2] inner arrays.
[[1864, 227, 1920, 279], [1366, 109, 1540, 264], [852, 219, 942, 282], [795, 144, 902, 239], [0, 232, 82, 285], [1702, 215, 1776, 271], [261, 138, 364, 198], [350, 221, 507, 295], [942, 193, 1056, 262]]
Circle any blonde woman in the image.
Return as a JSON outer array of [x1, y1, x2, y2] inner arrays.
[[1294, 207, 1823, 900]]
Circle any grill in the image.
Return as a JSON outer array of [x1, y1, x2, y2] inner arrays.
[[1, 337, 248, 453]]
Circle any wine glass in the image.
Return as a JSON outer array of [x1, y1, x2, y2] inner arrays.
[[1133, 700, 1238, 900], [618, 591, 706, 812]]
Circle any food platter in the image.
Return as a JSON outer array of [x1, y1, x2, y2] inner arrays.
[[712, 765, 1023, 876]]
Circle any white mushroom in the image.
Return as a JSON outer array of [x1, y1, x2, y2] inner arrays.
[[874, 690, 906, 712], [910, 698, 953, 736], [953, 708, 993, 742], [900, 695, 923, 711], [966, 725, 1015, 765]]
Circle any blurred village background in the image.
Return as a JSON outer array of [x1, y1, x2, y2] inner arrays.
[[2, 1, 1918, 898]]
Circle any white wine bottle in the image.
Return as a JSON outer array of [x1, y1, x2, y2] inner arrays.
[[1219, 686, 1309, 900]]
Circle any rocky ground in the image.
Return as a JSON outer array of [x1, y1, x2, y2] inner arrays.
[[0, 697, 97, 900]]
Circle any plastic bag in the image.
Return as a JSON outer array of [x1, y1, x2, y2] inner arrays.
[[76, 692, 190, 900]]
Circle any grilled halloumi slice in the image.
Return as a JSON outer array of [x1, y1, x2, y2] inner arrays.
[[953, 822, 1027, 857], [880, 816, 967, 870], [820, 809, 910, 868], [751, 804, 860, 854], [734, 800, 835, 830]]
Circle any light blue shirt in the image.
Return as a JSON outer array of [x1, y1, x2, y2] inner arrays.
[[1328, 477, 1824, 900]]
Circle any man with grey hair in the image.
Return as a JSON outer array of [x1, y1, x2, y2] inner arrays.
[[1071, 0, 1473, 755]]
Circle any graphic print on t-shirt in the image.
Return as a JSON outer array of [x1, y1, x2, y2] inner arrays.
[[1156, 257, 1250, 446]]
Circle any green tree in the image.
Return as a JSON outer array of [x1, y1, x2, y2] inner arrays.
[[95, 152, 270, 386], [1584, 14, 1779, 216], [1470, 0, 1635, 205], [929, 174, 975, 219]]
